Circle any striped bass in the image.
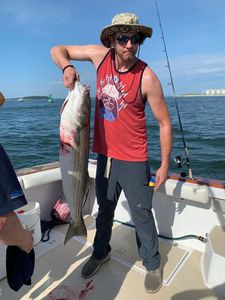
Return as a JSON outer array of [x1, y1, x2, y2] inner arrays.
[[59, 81, 91, 244]]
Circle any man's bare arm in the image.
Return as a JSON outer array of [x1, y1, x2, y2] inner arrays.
[[142, 67, 173, 190], [50, 44, 108, 89]]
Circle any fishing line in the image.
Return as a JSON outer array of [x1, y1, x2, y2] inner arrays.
[[154, 0, 193, 179]]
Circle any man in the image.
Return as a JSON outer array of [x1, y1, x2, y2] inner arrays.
[[51, 12, 172, 293], [0, 91, 33, 253]]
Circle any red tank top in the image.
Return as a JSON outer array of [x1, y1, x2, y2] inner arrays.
[[93, 49, 148, 161]]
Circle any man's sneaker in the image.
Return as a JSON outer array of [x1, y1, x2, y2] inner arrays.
[[144, 267, 162, 293], [81, 253, 111, 279]]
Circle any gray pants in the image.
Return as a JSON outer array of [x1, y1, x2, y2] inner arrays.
[[93, 154, 160, 271]]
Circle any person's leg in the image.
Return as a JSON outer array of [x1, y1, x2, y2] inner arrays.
[[119, 160, 162, 292], [81, 155, 121, 278], [93, 155, 122, 259]]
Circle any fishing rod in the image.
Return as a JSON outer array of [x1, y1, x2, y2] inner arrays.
[[154, 0, 193, 179]]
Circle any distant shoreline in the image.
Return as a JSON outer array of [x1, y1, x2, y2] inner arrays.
[[6, 96, 55, 101], [20, 96, 49, 100], [168, 94, 225, 98]]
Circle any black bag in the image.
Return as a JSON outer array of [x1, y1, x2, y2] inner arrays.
[[6, 246, 35, 291], [0, 144, 27, 215]]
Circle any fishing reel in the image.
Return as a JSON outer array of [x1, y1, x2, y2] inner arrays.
[[173, 155, 187, 178], [173, 155, 185, 168]]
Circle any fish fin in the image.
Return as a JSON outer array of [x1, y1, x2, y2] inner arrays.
[[60, 91, 71, 114], [64, 218, 87, 245]]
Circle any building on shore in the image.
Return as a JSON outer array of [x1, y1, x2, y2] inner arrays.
[[202, 89, 225, 96]]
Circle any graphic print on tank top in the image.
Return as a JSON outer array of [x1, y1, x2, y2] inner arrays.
[[97, 74, 128, 122]]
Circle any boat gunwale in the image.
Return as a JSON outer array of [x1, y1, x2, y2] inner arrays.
[[16, 161, 225, 189]]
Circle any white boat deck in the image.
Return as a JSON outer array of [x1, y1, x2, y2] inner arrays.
[[0, 215, 224, 300]]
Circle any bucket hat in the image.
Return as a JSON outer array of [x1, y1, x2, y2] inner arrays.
[[100, 12, 152, 48]]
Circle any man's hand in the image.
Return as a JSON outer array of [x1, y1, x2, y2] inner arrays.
[[0, 212, 33, 253], [63, 67, 80, 90], [154, 165, 169, 191]]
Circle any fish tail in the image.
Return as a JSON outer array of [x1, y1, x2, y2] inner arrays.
[[64, 218, 87, 245]]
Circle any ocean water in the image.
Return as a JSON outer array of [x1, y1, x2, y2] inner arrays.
[[0, 96, 224, 180]]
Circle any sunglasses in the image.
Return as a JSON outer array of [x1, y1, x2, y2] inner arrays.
[[116, 34, 142, 46]]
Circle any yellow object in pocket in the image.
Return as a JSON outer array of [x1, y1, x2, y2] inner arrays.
[[149, 177, 155, 187]]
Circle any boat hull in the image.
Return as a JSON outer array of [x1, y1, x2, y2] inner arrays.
[[0, 160, 224, 298]]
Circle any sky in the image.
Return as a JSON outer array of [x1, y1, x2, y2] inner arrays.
[[0, 0, 225, 98]]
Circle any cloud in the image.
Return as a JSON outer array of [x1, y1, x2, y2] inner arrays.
[[196, 66, 225, 75], [151, 52, 225, 79], [149, 51, 225, 94]]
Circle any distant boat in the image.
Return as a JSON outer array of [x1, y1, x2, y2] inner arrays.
[[47, 94, 53, 103], [18, 98, 24, 102]]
